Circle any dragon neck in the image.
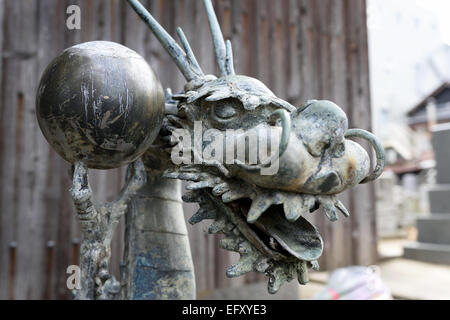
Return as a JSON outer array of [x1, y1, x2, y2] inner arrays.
[[121, 168, 195, 299]]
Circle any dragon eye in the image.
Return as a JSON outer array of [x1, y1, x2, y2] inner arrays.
[[213, 104, 237, 119], [210, 100, 241, 123]]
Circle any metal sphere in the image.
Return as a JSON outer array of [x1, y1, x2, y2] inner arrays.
[[36, 41, 165, 169]]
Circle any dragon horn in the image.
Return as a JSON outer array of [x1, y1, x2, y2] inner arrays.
[[203, 0, 235, 76], [127, 0, 203, 81]]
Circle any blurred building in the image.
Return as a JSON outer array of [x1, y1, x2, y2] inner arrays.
[[405, 81, 450, 166], [368, 0, 450, 239], [368, 0, 445, 132], [408, 82, 450, 128], [404, 124, 450, 265]]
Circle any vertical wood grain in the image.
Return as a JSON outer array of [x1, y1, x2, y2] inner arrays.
[[0, 0, 375, 299]]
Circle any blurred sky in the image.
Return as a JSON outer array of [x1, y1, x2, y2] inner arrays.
[[416, 0, 450, 45], [367, 0, 450, 134]]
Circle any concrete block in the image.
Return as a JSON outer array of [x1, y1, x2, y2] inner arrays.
[[428, 185, 450, 213], [404, 242, 450, 265], [417, 215, 450, 245], [432, 124, 450, 184]]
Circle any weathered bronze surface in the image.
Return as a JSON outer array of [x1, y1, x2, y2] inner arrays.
[[36, 41, 165, 169], [35, 0, 385, 300]]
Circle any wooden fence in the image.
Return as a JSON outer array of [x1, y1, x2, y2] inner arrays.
[[0, 0, 375, 299]]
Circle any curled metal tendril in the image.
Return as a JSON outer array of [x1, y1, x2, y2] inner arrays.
[[345, 128, 385, 183]]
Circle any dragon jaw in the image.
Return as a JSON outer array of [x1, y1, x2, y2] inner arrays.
[[164, 166, 354, 294]]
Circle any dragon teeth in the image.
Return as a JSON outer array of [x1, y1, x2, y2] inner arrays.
[[282, 196, 305, 222], [318, 196, 339, 222], [297, 261, 309, 285], [335, 200, 350, 217], [253, 258, 270, 273], [324, 206, 338, 222], [212, 182, 230, 196], [162, 171, 180, 179], [182, 190, 202, 203], [183, 178, 332, 293], [303, 195, 317, 212], [221, 190, 246, 203], [267, 267, 287, 294], [218, 237, 240, 251], [237, 241, 252, 254], [309, 260, 320, 271], [226, 257, 255, 278], [247, 195, 273, 223], [186, 180, 214, 190], [189, 206, 217, 225], [208, 218, 228, 234], [284, 207, 301, 222]]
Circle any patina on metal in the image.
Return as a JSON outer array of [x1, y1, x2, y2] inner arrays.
[[35, 0, 385, 300], [69, 159, 147, 299], [36, 41, 165, 169]]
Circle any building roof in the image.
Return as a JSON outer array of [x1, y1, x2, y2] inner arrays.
[[407, 82, 450, 125]]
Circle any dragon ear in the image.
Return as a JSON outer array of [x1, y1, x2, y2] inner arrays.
[[127, 0, 203, 81], [203, 0, 235, 76]]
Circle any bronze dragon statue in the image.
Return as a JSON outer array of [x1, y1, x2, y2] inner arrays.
[[35, 0, 384, 299]]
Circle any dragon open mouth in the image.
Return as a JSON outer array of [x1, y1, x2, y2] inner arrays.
[[229, 199, 323, 262], [163, 168, 345, 293]]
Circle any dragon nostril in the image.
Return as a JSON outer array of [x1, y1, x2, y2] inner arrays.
[[317, 172, 340, 193]]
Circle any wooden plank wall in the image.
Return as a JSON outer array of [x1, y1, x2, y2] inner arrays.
[[0, 0, 376, 299]]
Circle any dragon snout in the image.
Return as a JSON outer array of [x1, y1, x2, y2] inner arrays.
[[309, 170, 341, 193], [234, 105, 385, 195]]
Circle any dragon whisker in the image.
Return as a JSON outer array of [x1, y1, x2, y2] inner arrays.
[[203, 0, 231, 77]]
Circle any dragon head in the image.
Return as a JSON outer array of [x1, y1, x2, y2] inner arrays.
[[129, 0, 385, 293]]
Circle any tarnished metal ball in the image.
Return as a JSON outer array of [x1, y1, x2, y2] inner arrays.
[[36, 41, 165, 169]]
